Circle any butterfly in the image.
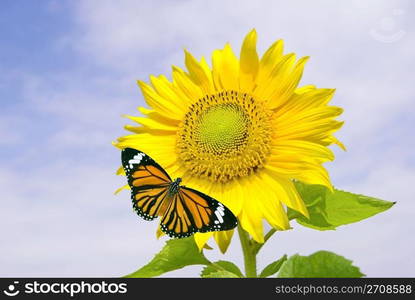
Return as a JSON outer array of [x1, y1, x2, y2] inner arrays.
[[121, 148, 238, 238]]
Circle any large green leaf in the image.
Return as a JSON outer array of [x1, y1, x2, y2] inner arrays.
[[125, 237, 210, 278], [201, 260, 244, 278], [259, 254, 287, 278], [278, 251, 364, 278], [289, 182, 395, 230]]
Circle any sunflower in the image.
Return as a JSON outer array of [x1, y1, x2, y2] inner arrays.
[[115, 29, 344, 253]]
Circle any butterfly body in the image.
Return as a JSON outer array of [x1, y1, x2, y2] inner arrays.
[[121, 148, 237, 238], [167, 178, 182, 197]]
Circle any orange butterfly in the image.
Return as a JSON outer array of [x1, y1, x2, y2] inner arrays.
[[121, 148, 238, 238]]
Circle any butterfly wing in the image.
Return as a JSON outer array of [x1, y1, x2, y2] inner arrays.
[[160, 186, 238, 238], [121, 148, 172, 221], [121, 148, 172, 187]]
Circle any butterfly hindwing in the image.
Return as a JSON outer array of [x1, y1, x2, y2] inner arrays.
[[121, 148, 172, 221], [160, 186, 238, 238], [130, 185, 169, 221]]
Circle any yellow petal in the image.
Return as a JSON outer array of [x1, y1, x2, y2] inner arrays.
[[212, 43, 239, 91], [326, 135, 347, 151], [266, 159, 333, 192], [256, 39, 284, 84], [199, 56, 214, 89], [116, 166, 125, 175], [123, 114, 177, 132], [213, 230, 234, 254], [184, 50, 213, 94], [156, 225, 165, 239], [297, 167, 333, 190], [275, 106, 343, 126], [137, 80, 184, 119], [150, 75, 188, 112], [205, 181, 244, 217], [114, 134, 178, 171], [268, 56, 310, 109], [239, 210, 264, 243], [137, 107, 180, 126], [123, 125, 173, 136], [223, 181, 244, 216], [239, 29, 259, 92], [252, 173, 289, 229], [253, 53, 296, 100], [271, 140, 335, 163], [275, 119, 344, 142], [114, 184, 130, 195], [237, 177, 264, 243], [194, 232, 214, 251], [295, 84, 316, 94], [172, 66, 204, 102], [261, 170, 309, 218], [274, 88, 336, 118]]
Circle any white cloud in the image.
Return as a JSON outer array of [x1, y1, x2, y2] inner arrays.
[[71, 0, 408, 67]]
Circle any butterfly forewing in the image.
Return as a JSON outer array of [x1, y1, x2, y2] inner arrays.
[[121, 148, 172, 187], [121, 148, 172, 220]]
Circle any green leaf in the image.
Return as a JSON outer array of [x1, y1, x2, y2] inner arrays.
[[290, 181, 395, 230], [202, 270, 240, 278], [201, 260, 244, 278], [259, 254, 287, 278], [278, 251, 364, 278], [125, 237, 210, 278]]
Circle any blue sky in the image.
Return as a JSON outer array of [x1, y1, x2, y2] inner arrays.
[[0, 0, 414, 277]]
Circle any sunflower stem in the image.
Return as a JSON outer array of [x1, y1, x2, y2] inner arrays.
[[237, 225, 257, 278]]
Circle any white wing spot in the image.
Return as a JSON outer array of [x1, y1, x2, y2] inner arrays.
[[129, 153, 144, 169], [215, 210, 224, 224], [217, 205, 225, 216]]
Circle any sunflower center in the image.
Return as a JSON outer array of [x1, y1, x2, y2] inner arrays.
[[197, 103, 248, 155], [177, 91, 272, 183]]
